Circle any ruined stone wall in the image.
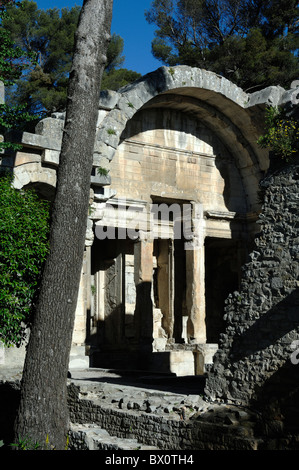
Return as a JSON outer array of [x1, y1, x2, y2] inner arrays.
[[0, 377, 261, 450], [205, 157, 299, 416], [67, 383, 259, 450]]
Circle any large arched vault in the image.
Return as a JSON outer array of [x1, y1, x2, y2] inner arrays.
[[2, 66, 293, 374], [95, 66, 270, 214]]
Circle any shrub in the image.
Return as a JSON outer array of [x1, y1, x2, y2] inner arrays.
[[257, 106, 299, 160], [0, 173, 50, 346]]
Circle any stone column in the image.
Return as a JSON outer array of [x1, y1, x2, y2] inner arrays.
[[185, 202, 206, 343], [72, 248, 89, 345], [157, 239, 174, 339], [134, 235, 154, 348]]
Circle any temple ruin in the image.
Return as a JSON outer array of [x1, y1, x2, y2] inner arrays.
[[1, 66, 298, 395]]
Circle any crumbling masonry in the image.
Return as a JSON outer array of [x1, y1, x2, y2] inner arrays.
[[1, 66, 298, 413]]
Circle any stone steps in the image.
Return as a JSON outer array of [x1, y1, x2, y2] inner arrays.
[[67, 372, 262, 450], [67, 372, 209, 450], [69, 423, 159, 450], [0, 367, 264, 450]]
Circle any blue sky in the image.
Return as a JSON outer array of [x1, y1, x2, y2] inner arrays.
[[34, 0, 162, 76]]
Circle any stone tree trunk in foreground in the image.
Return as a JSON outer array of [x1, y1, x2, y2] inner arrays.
[[14, 0, 113, 450]]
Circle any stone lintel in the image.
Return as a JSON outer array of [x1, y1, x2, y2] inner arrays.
[[246, 85, 285, 109], [20, 130, 62, 151]]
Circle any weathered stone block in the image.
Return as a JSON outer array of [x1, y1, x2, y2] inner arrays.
[[99, 89, 120, 110]]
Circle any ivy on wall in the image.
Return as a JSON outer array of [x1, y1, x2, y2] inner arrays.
[[258, 106, 299, 160]]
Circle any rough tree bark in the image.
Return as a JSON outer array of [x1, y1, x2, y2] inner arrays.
[[14, 0, 113, 450]]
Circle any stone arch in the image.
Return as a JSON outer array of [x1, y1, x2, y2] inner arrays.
[[12, 162, 57, 201], [118, 105, 249, 214], [95, 66, 269, 213]]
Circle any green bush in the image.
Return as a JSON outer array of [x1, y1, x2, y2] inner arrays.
[[0, 173, 50, 347], [258, 106, 299, 160]]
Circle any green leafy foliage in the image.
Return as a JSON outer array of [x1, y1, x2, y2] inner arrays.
[[0, 0, 36, 86], [0, 102, 38, 150], [0, 0, 38, 149], [10, 432, 69, 450], [2, 0, 81, 114], [3, 2, 141, 114], [10, 435, 41, 450], [145, 0, 299, 91], [0, 173, 50, 347], [101, 33, 141, 90], [101, 67, 141, 91], [257, 106, 299, 160]]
